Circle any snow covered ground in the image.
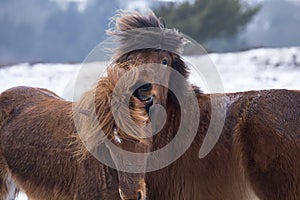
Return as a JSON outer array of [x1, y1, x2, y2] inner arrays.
[[1, 47, 300, 97], [0, 47, 300, 200]]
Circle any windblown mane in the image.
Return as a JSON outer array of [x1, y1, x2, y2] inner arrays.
[[73, 66, 150, 157], [107, 11, 188, 68]]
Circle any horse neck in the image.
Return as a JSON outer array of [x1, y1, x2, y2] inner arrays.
[[152, 88, 208, 150], [75, 143, 119, 192], [152, 100, 179, 150], [147, 90, 212, 199]]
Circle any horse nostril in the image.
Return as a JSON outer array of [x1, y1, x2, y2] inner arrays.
[[137, 191, 142, 200], [133, 83, 153, 101], [145, 96, 153, 107], [140, 83, 152, 91]]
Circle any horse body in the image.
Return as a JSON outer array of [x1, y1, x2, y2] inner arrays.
[[146, 89, 300, 200], [109, 11, 300, 199], [0, 86, 120, 200]]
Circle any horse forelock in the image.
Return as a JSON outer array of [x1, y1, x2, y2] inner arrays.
[[107, 10, 188, 64], [109, 10, 164, 32]]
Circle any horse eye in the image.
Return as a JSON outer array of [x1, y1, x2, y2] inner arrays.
[[161, 58, 168, 65]]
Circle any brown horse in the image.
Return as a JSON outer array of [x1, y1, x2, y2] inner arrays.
[[109, 11, 300, 200], [0, 67, 152, 200]]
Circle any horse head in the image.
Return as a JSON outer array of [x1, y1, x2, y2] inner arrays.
[[108, 11, 190, 108]]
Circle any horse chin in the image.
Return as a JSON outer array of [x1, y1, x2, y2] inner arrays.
[[118, 178, 146, 200]]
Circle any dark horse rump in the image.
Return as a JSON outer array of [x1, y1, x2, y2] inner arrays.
[[0, 87, 75, 199], [233, 89, 300, 200]]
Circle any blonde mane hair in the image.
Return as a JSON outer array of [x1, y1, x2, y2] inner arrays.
[[73, 65, 150, 157]]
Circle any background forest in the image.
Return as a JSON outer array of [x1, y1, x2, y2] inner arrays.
[[1, 0, 300, 63]]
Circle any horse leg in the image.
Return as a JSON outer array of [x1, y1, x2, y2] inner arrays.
[[0, 157, 19, 200]]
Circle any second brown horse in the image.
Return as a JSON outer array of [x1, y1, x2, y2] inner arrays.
[[0, 67, 152, 200]]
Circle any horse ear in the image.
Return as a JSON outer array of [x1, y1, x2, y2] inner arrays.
[[171, 55, 190, 79]]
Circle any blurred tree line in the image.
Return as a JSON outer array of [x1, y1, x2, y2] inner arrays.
[[1, 0, 300, 63], [154, 0, 261, 52], [0, 0, 119, 63]]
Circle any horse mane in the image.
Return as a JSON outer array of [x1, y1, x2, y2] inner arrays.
[[73, 66, 150, 158]]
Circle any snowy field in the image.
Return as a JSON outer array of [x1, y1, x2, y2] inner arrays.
[[0, 47, 300, 200], [1, 47, 300, 97]]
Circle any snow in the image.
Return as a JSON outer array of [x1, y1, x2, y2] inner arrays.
[[0, 47, 300, 200], [200, 47, 300, 92], [0, 63, 80, 96], [2, 47, 299, 97]]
